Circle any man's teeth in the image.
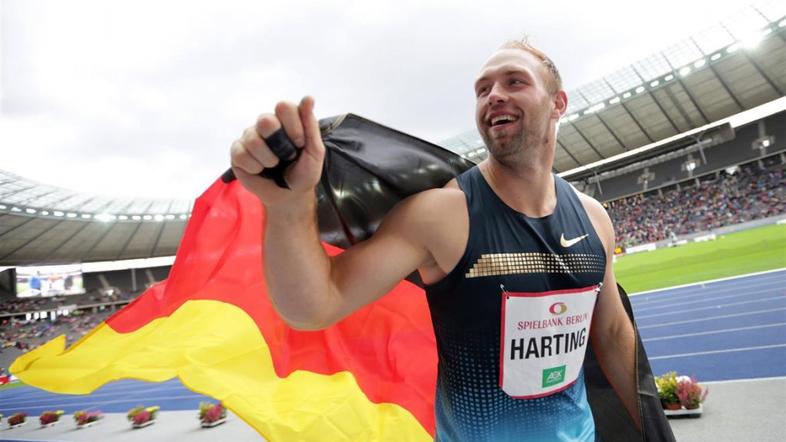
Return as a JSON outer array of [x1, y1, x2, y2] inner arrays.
[[491, 115, 517, 126]]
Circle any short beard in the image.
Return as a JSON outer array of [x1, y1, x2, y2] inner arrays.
[[481, 129, 529, 168]]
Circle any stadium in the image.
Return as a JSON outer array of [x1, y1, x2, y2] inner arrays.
[[1, 2, 785, 441]]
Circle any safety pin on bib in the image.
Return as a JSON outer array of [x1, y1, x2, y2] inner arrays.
[[500, 284, 510, 300]]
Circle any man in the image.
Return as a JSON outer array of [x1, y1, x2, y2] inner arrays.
[[230, 40, 642, 441]]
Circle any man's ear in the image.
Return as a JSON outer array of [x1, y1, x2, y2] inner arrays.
[[552, 90, 568, 120]]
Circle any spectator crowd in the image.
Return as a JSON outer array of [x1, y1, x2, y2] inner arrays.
[[608, 160, 786, 248]]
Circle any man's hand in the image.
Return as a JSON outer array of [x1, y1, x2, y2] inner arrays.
[[230, 96, 325, 210]]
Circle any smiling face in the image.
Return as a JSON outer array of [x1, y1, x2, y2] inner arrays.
[[474, 48, 566, 168]]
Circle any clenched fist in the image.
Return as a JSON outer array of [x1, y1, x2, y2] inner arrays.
[[230, 96, 325, 209]]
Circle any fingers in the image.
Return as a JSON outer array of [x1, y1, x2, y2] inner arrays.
[[230, 139, 263, 175], [241, 125, 279, 168], [274, 101, 305, 148], [230, 98, 322, 186]]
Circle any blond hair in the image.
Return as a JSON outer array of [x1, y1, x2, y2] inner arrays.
[[500, 38, 562, 94]]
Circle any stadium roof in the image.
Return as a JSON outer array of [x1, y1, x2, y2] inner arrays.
[[0, 169, 189, 265], [1, 5, 785, 266], [443, 5, 786, 171]]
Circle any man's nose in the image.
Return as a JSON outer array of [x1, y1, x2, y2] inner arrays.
[[487, 83, 508, 103]]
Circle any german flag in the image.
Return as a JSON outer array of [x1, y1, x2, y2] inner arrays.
[[11, 115, 674, 441], [12, 176, 439, 440]]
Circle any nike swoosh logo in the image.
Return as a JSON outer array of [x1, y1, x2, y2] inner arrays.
[[560, 233, 589, 248]]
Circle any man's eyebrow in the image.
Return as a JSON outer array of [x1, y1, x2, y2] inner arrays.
[[474, 66, 535, 89]]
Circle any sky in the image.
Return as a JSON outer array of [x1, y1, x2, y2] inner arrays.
[[0, 0, 769, 199]]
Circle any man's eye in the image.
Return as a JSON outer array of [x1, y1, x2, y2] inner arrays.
[[510, 79, 525, 86], [476, 87, 489, 97]]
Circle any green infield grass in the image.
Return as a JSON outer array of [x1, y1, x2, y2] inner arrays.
[[614, 223, 786, 294]]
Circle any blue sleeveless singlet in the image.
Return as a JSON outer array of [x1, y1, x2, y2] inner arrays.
[[425, 166, 607, 441]]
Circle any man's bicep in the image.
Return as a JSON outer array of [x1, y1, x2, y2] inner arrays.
[[327, 198, 433, 321], [592, 247, 632, 341]]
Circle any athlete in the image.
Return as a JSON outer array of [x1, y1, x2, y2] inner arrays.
[[230, 40, 642, 441]]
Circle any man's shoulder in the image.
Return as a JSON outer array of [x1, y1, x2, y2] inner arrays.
[[379, 183, 466, 237], [567, 184, 609, 221], [402, 183, 466, 217]]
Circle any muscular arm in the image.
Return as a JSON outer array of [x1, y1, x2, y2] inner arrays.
[[581, 194, 643, 431], [231, 98, 465, 331], [265, 189, 452, 330]]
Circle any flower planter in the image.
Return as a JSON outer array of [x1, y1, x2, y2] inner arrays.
[[41, 420, 61, 428], [663, 402, 682, 411], [132, 419, 156, 429], [74, 411, 103, 429], [664, 404, 703, 417], [77, 421, 99, 429], [201, 417, 227, 428]]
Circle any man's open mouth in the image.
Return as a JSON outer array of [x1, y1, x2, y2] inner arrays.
[[489, 114, 519, 127]]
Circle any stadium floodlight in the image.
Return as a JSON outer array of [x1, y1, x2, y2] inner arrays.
[[710, 53, 722, 61], [66, 213, 77, 218], [752, 135, 774, 156], [693, 59, 706, 68], [154, 214, 165, 222], [780, 19, 786, 28], [635, 86, 645, 94], [681, 156, 698, 177], [41, 211, 49, 215], [11, 207, 21, 212], [622, 92, 632, 99], [740, 34, 763, 49], [143, 215, 153, 221], [95, 213, 115, 222], [119, 215, 128, 220], [179, 214, 188, 220], [25, 208, 36, 214], [679, 66, 691, 77], [53, 211, 64, 217], [0, 204, 6, 210], [609, 97, 620, 104], [664, 74, 674, 81], [650, 80, 659, 87], [567, 113, 579, 121], [81, 214, 91, 219], [165, 214, 175, 220], [132, 215, 142, 221]]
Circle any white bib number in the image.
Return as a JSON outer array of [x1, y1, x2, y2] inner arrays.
[[499, 285, 599, 398]]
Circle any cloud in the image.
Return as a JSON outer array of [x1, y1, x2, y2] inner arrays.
[[1, 0, 761, 198]]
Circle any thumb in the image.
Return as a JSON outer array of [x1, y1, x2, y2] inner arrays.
[[299, 96, 325, 160]]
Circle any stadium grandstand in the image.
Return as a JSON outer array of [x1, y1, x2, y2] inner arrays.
[[0, 3, 785, 441]]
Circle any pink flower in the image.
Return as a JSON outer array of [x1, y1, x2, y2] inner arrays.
[[132, 410, 151, 425]]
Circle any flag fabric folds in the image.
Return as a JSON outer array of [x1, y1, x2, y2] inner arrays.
[[12, 114, 673, 441], [12, 177, 439, 440]]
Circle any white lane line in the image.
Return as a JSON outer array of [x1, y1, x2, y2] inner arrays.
[[629, 268, 786, 297], [702, 376, 786, 384], [637, 307, 786, 330], [649, 344, 786, 360], [0, 384, 194, 407], [636, 295, 786, 320], [0, 382, 189, 405], [633, 287, 785, 313], [0, 393, 206, 413], [643, 323, 786, 342], [631, 280, 784, 306]]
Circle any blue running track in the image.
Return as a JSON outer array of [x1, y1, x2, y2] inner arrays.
[[1, 270, 784, 417]]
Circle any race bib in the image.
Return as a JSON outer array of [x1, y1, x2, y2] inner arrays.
[[499, 285, 599, 398]]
